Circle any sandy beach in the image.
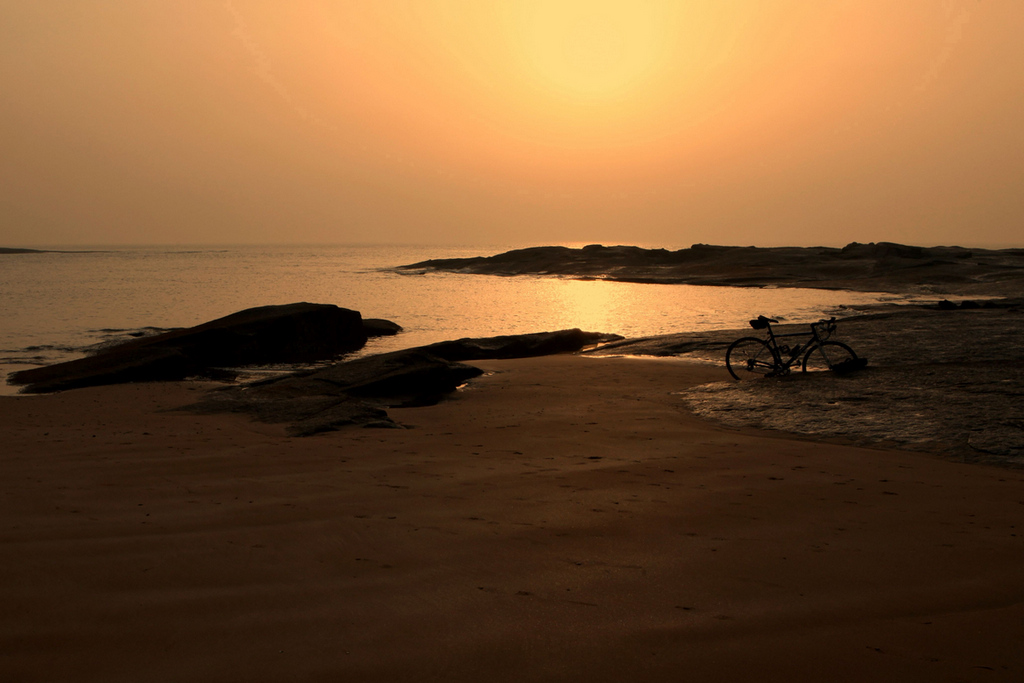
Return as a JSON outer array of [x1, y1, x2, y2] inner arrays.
[[7, 2, 1024, 679], [2, 355, 1022, 682]]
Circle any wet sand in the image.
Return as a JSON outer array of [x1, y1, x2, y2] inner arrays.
[[593, 306, 1024, 463], [2, 356, 1023, 682]]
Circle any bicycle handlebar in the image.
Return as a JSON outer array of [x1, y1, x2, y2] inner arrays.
[[749, 315, 838, 333], [810, 317, 837, 340]]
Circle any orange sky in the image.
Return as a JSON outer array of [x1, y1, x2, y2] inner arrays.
[[1, 1, 1022, 247]]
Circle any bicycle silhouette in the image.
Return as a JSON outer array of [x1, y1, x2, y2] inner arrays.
[[726, 316, 865, 380]]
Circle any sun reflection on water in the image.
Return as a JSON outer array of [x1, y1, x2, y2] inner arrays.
[[0, 245, 911, 395]]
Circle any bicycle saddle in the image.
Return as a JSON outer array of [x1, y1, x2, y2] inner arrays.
[[749, 315, 778, 329]]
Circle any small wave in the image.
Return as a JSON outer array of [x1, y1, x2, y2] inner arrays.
[[162, 249, 231, 255], [90, 326, 172, 335], [0, 356, 48, 365], [24, 344, 78, 353]]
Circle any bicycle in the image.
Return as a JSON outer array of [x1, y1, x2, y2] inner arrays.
[[726, 316, 864, 380]]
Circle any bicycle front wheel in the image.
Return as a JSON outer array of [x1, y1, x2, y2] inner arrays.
[[801, 341, 858, 374], [726, 337, 778, 380]]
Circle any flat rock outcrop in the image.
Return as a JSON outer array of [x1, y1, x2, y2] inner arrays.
[[422, 329, 622, 361], [363, 318, 403, 337], [188, 348, 484, 436], [398, 242, 1024, 296], [185, 328, 617, 434], [1, 247, 101, 254], [587, 303, 1024, 465], [10, 303, 375, 393]]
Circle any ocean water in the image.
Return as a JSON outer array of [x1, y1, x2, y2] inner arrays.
[[0, 244, 912, 394]]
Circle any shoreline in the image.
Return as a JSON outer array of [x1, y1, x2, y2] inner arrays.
[[589, 304, 1024, 466], [5, 298, 1022, 461], [2, 355, 1022, 681], [399, 242, 1024, 297]]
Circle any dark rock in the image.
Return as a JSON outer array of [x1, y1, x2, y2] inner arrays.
[[937, 299, 958, 310], [183, 329, 618, 434], [151, 302, 369, 365], [363, 318, 403, 337], [839, 242, 926, 260], [0, 247, 47, 254], [959, 300, 981, 309], [422, 329, 622, 361], [11, 303, 368, 393], [398, 243, 1024, 295], [289, 400, 398, 436], [194, 389, 396, 436], [185, 348, 484, 432], [1, 247, 105, 254], [9, 346, 206, 394], [269, 349, 484, 406], [584, 330, 738, 357]]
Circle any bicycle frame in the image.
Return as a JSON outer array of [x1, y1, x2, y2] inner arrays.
[[760, 319, 833, 373], [726, 316, 860, 380]]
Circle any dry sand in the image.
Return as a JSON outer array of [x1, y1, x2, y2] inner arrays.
[[1, 355, 1022, 682]]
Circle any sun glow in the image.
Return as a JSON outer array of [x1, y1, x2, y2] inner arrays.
[[295, 1, 780, 172], [511, 2, 674, 101], [8, 1, 1017, 247]]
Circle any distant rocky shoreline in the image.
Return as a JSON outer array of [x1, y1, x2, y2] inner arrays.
[[0, 247, 107, 254], [399, 242, 1024, 296]]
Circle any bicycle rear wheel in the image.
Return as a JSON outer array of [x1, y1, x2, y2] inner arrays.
[[726, 337, 778, 380], [801, 341, 858, 374]]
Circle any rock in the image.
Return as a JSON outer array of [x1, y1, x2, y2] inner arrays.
[[266, 348, 484, 406], [289, 400, 397, 436], [937, 299, 958, 310], [157, 302, 369, 365], [1, 247, 100, 255], [584, 330, 739, 357], [10, 303, 370, 393], [839, 241, 926, 260], [422, 329, 622, 361], [398, 243, 1024, 295], [363, 318, 403, 337], [186, 348, 484, 431], [183, 329, 618, 434]]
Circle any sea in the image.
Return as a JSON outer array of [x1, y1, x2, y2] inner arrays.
[[0, 244, 921, 395]]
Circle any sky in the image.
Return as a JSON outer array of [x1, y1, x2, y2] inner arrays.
[[1, 1, 1022, 248]]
